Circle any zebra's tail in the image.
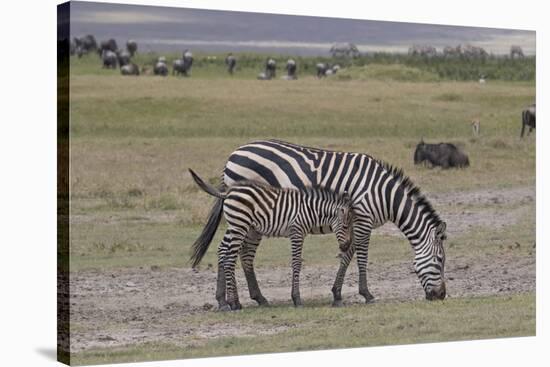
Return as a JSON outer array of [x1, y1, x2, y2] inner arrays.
[[188, 169, 225, 268], [189, 169, 225, 199]]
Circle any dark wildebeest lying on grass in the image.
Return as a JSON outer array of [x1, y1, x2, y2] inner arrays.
[[520, 104, 536, 138], [414, 139, 470, 169]]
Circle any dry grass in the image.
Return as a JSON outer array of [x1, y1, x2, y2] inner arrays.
[[66, 65, 535, 363]]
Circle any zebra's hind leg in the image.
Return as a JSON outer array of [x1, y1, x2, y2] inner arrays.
[[240, 231, 269, 306], [331, 244, 355, 307]]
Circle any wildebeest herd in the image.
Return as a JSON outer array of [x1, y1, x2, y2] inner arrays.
[[69, 35, 347, 81]]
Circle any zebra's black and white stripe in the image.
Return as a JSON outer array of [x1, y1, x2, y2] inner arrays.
[[189, 169, 354, 310], [190, 139, 447, 306]]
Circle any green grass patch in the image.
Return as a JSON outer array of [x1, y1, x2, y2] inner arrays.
[[71, 293, 535, 365], [338, 64, 441, 82]]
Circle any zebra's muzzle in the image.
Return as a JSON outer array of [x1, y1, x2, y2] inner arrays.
[[425, 281, 446, 300]]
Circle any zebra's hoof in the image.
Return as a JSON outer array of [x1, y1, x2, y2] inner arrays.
[[218, 304, 231, 312], [229, 302, 242, 311], [293, 299, 303, 308], [361, 291, 375, 304], [365, 296, 375, 304], [332, 300, 344, 308], [254, 296, 270, 306]]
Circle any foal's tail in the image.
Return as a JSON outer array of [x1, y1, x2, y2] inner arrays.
[[188, 169, 226, 268]]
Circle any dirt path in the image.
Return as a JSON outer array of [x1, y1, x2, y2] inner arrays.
[[70, 251, 535, 352]]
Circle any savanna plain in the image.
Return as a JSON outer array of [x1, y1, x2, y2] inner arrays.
[[64, 54, 535, 365]]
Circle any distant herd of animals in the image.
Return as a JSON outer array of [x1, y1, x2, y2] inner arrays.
[[68, 35, 536, 140], [69, 35, 342, 80], [408, 43, 526, 59]]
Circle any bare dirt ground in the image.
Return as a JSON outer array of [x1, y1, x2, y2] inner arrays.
[[70, 254, 535, 352], [69, 185, 536, 352]]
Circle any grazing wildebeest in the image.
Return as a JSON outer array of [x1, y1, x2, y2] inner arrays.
[[520, 104, 536, 138], [172, 59, 186, 76], [316, 63, 329, 78], [120, 63, 140, 76], [189, 169, 354, 310], [73, 34, 97, 57], [98, 38, 118, 56], [330, 43, 360, 58], [182, 49, 193, 76], [265, 58, 276, 79], [414, 139, 470, 168], [116, 50, 131, 67], [460, 44, 488, 59], [444, 44, 487, 59], [154, 58, 168, 76], [284, 59, 297, 80], [126, 40, 138, 56], [408, 45, 437, 58], [225, 53, 237, 75], [510, 45, 524, 59], [101, 50, 117, 69]]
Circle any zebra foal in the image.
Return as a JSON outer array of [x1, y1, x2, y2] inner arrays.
[[189, 169, 354, 311]]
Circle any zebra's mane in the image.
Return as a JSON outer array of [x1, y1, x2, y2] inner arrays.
[[377, 160, 442, 226]]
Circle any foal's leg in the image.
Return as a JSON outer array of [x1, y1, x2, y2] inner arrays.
[[331, 244, 355, 307], [224, 230, 246, 310], [240, 231, 269, 306], [289, 232, 305, 307], [215, 230, 232, 310]]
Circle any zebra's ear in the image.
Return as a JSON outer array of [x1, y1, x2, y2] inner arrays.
[[420, 137, 424, 144], [343, 191, 351, 205], [436, 221, 447, 240]]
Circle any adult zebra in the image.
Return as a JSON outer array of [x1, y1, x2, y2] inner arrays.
[[190, 139, 447, 306]]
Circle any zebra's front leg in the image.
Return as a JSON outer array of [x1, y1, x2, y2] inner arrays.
[[331, 244, 355, 307], [356, 230, 374, 304], [240, 231, 269, 306], [290, 232, 305, 307]]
